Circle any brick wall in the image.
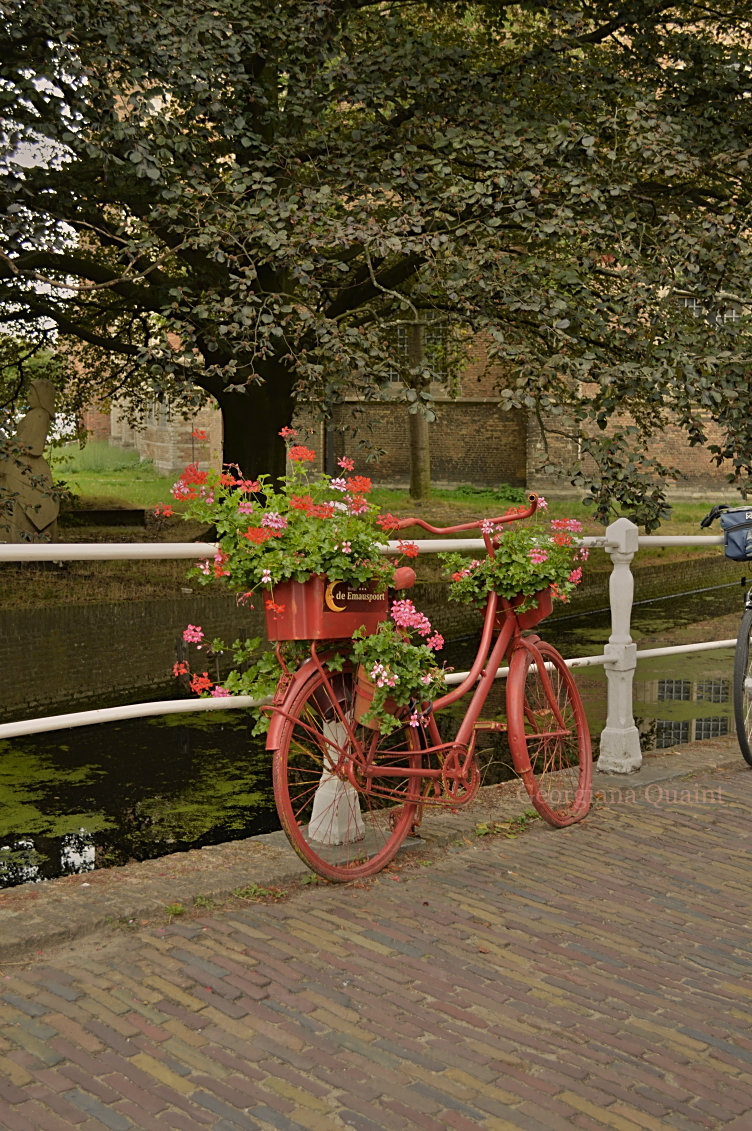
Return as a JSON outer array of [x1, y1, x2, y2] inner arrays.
[[527, 407, 737, 498], [0, 596, 266, 723], [327, 400, 528, 487], [80, 408, 111, 444]]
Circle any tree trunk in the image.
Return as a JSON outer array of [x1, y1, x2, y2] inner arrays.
[[407, 324, 431, 499], [211, 361, 296, 484]]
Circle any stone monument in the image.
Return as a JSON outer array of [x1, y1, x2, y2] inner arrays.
[[0, 378, 59, 542]]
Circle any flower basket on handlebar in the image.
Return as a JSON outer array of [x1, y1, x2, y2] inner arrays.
[[499, 588, 554, 631], [265, 575, 388, 641]]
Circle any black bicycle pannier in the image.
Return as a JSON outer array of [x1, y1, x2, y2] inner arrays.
[[721, 506, 752, 561]]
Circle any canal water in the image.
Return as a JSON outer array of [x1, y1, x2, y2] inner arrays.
[[0, 582, 743, 887]]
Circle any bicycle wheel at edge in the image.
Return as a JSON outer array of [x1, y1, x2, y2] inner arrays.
[[273, 664, 423, 881], [507, 639, 593, 826], [733, 608, 752, 768]]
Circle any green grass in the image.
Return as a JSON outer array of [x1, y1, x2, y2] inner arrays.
[[370, 485, 717, 535], [47, 446, 725, 535], [52, 441, 145, 474], [50, 443, 177, 510]]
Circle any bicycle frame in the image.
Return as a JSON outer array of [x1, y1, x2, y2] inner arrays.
[[268, 493, 559, 803]]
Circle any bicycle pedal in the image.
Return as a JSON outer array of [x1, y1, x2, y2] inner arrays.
[[474, 719, 507, 732]]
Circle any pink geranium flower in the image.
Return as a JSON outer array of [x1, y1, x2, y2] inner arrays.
[[391, 599, 432, 637]]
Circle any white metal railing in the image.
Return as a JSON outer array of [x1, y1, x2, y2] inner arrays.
[[0, 520, 739, 772]]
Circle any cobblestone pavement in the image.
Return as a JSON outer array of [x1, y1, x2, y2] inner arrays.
[[0, 736, 739, 961], [0, 762, 751, 1130]]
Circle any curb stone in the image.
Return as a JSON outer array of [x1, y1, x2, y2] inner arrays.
[[0, 735, 741, 960]]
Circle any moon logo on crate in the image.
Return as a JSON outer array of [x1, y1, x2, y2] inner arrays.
[[324, 581, 347, 612]]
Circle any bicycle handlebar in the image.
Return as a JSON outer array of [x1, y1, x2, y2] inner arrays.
[[700, 503, 731, 528], [392, 492, 539, 535]]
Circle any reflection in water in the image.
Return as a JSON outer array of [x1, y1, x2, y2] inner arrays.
[[60, 829, 95, 875]]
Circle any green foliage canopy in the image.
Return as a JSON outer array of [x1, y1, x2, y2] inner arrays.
[[2, 0, 752, 524]]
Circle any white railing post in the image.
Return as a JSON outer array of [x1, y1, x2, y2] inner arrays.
[[597, 517, 642, 774]]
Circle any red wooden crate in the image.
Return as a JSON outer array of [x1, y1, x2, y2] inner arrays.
[[264, 574, 388, 641]]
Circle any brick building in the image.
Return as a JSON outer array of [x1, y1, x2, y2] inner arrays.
[[80, 338, 737, 497], [80, 402, 223, 477]]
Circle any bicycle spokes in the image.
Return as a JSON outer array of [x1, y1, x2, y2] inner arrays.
[[508, 640, 592, 826]]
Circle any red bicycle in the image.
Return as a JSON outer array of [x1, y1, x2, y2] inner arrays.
[[265, 494, 592, 881]]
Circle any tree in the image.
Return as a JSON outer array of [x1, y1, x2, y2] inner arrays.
[[3, 0, 752, 524]]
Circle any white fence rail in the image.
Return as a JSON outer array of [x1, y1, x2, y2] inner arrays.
[[0, 519, 739, 772]]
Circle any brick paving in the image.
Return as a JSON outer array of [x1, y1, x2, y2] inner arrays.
[[0, 736, 739, 962], [0, 759, 748, 1128]]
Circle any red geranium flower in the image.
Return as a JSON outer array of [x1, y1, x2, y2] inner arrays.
[[190, 672, 214, 694], [243, 527, 276, 544], [337, 456, 355, 471], [279, 426, 299, 439], [346, 475, 372, 495], [171, 463, 208, 500], [288, 445, 316, 463], [377, 513, 399, 531], [290, 494, 334, 519], [398, 540, 419, 558]]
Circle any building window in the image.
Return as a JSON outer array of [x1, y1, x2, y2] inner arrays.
[[695, 679, 730, 703], [694, 716, 729, 740], [680, 295, 742, 325], [384, 315, 448, 386], [657, 679, 691, 701], [655, 720, 691, 748]]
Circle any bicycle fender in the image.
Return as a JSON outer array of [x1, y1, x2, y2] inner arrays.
[[265, 657, 320, 751]]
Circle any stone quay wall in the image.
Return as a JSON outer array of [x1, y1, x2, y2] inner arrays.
[[0, 551, 748, 721], [0, 595, 266, 723]]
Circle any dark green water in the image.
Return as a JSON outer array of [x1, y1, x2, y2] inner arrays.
[[0, 581, 743, 887], [0, 711, 276, 887]]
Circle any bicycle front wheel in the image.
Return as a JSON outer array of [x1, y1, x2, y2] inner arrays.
[[507, 639, 592, 826], [273, 665, 423, 882], [733, 608, 752, 767]]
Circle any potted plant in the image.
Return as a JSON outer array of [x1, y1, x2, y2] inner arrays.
[[350, 599, 447, 734], [438, 507, 587, 619], [171, 428, 429, 731], [173, 427, 415, 639]]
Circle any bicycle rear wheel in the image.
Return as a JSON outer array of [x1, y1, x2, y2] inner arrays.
[[273, 664, 422, 881], [733, 608, 752, 767], [507, 639, 592, 826]]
